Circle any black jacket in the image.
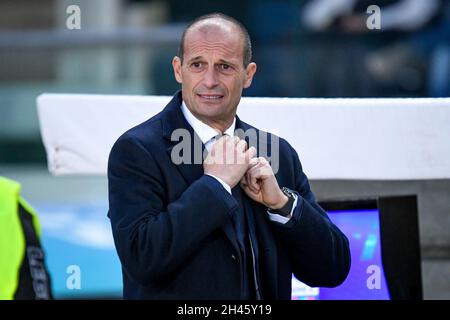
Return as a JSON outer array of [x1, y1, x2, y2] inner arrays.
[[107, 91, 351, 299]]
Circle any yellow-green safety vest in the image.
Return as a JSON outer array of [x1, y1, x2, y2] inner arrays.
[[0, 176, 41, 300]]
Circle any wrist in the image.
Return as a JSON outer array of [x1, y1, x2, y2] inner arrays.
[[269, 192, 288, 210], [267, 187, 296, 217], [205, 174, 232, 194]]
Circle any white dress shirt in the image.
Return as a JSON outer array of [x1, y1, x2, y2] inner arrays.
[[181, 101, 296, 224]]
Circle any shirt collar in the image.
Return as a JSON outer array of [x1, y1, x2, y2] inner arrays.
[[181, 100, 236, 144]]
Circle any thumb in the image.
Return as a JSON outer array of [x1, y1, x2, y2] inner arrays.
[[245, 146, 257, 161]]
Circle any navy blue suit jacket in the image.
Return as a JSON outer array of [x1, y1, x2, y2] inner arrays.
[[108, 91, 350, 299]]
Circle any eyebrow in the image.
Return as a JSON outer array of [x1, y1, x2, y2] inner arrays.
[[217, 59, 238, 67], [188, 56, 203, 63], [187, 56, 238, 67]]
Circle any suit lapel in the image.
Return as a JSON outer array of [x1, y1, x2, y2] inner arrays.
[[236, 118, 278, 299], [163, 92, 204, 186], [250, 201, 279, 299], [235, 118, 279, 299], [165, 141, 204, 187]]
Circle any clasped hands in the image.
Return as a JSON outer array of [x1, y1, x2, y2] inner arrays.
[[204, 135, 288, 210]]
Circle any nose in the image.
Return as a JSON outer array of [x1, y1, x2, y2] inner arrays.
[[202, 66, 220, 89]]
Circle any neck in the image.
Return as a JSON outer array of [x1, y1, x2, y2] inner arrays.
[[199, 117, 234, 134], [181, 100, 236, 133]]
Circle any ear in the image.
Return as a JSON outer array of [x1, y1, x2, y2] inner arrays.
[[172, 56, 183, 84], [243, 62, 257, 88]]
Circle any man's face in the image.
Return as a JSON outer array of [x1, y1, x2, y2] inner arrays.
[[172, 23, 256, 126]]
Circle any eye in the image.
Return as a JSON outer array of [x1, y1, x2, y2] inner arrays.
[[191, 62, 202, 68], [220, 64, 231, 70]]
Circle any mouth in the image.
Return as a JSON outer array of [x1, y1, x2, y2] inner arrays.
[[197, 93, 224, 101]]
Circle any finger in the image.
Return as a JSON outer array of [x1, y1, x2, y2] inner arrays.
[[246, 158, 261, 188], [243, 171, 260, 194], [245, 146, 257, 161], [246, 165, 263, 192], [256, 159, 274, 177], [247, 160, 272, 185], [245, 172, 258, 193], [247, 160, 265, 177], [232, 136, 240, 144], [248, 156, 259, 167], [241, 181, 259, 198], [236, 139, 247, 153], [258, 157, 269, 165], [247, 159, 259, 171]]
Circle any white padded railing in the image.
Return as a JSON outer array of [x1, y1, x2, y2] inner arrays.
[[37, 94, 450, 180]]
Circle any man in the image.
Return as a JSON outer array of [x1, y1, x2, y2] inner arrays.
[[108, 13, 350, 300]]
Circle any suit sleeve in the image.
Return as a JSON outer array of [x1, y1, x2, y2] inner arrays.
[[107, 134, 238, 285], [271, 144, 351, 288]]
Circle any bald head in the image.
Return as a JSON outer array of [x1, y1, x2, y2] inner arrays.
[[178, 13, 252, 67]]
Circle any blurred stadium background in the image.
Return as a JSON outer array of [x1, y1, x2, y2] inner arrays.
[[0, 0, 449, 299]]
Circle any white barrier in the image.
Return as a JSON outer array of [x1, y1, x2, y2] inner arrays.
[[37, 94, 450, 179]]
